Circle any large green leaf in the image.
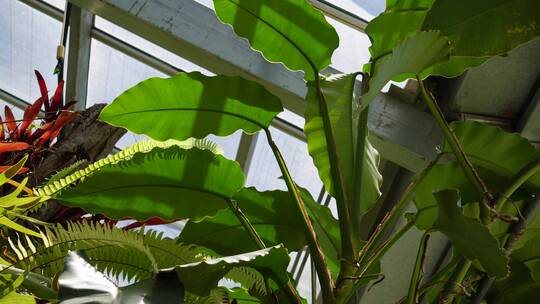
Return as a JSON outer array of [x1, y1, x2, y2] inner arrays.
[[179, 188, 307, 253], [513, 238, 540, 284], [173, 245, 290, 297], [179, 187, 342, 278], [422, 0, 540, 77], [433, 190, 508, 278], [488, 261, 540, 304], [213, 0, 338, 80], [361, 31, 450, 108], [305, 74, 382, 214], [58, 251, 184, 304], [414, 122, 540, 228], [99, 72, 283, 141], [57, 147, 245, 221], [366, 0, 434, 63], [447, 121, 540, 188], [424, 0, 540, 57]]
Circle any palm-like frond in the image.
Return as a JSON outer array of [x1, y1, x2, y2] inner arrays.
[[4, 221, 201, 283], [34, 138, 222, 197]]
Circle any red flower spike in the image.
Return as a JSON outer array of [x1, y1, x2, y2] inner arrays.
[[50, 80, 64, 113], [4, 106, 17, 136], [34, 70, 50, 112], [0, 142, 30, 153], [19, 97, 43, 138]]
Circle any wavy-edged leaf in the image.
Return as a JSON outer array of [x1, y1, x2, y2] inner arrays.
[[305, 74, 382, 215], [414, 122, 540, 228], [433, 190, 508, 278], [361, 31, 450, 108], [58, 251, 185, 304], [57, 147, 245, 221], [446, 121, 540, 188], [172, 245, 290, 297], [366, 0, 434, 65], [423, 0, 540, 78], [179, 187, 341, 277], [35, 139, 219, 197], [179, 188, 306, 253], [99, 72, 282, 141], [213, 0, 338, 80]]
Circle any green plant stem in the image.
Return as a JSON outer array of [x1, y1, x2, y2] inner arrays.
[[495, 157, 540, 212], [334, 220, 415, 303], [406, 233, 430, 304], [417, 77, 493, 224], [264, 128, 335, 302], [437, 258, 472, 303], [358, 153, 443, 266], [226, 199, 303, 304]]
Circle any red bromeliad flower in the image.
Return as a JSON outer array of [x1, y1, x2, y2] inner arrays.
[[0, 70, 78, 173]]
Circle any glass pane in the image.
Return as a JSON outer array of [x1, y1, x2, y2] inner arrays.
[[43, 0, 66, 10], [246, 127, 322, 197], [327, 16, 372, 73], [328, 0, 385, 21], [0, 1, 61, 102], [94, 17, 212, 75], [87, 39, 240, 157]]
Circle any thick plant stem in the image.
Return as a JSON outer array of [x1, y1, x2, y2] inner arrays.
[[264, 128, 335, 302], [417, 78, 493, 223], [334, 220, 415, 303], [438, 258, 472, 303], [406, 233, 430, 304], [227, 199, 303, 304], [6, 179, 34, 196]]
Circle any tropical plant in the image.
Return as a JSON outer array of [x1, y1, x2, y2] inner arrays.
[[2, 0, 540, 303], [0, 71, 77, 173]]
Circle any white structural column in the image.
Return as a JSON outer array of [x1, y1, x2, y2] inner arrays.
[[67, 0, 442, 172], [65, 5, 93, 111]]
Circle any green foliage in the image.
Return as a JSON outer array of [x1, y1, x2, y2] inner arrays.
[[174, 245, 290, 297], [3, 0, 540, 302], [56, 147, 245, 221], [100, 72, 283, 141], [433, 190, 508, 278], [4, 221, 201, 282], [213, 0, 338, 80], [58, 251, 185, 304], [422, 0, 540, 77], [35, 138, 220, 197], [305, 74, 382, 215], [179, 187, 342, 277], [361, 31, 450, 108]]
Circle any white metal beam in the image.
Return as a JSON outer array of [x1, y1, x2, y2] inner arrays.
[[66, 0, 441, 171], [65, 5, 93, 110]]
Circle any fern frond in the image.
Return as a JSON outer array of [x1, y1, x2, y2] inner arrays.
[[4, 222, 202, 283], [34, 138, 222, 197], [185, 287, 230, 304], [225, 267, 267, 296], [45, 159, 88, 185]]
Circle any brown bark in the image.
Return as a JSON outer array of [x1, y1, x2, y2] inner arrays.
[[29, 104, 126, 221]]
